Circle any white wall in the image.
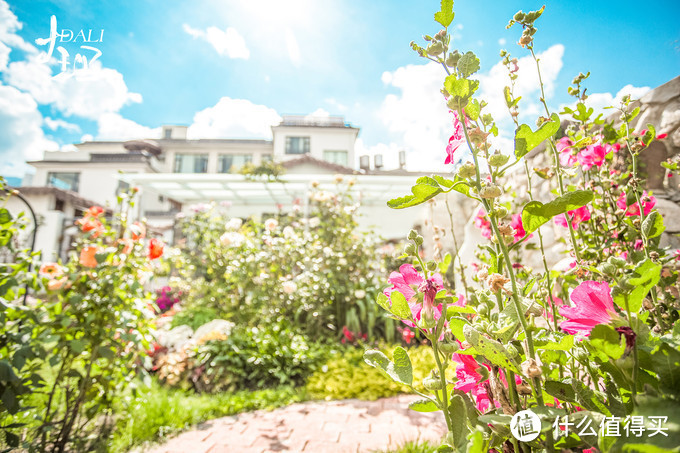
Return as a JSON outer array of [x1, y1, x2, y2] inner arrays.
[[6, 193, 65, 261], [272, 126, 358, 166]]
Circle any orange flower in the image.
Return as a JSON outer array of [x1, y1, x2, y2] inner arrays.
[[118, 238, 133, 254], [79, 246, 99, 268], [39, 262, 65, 279], [85, 206, 104, 217], [76, 217, 104, 238], [148, 238, 164, 260], [130, 221, 146, 240], [47, 278, 67, 290]]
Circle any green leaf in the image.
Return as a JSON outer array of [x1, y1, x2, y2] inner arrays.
[[465, 99, 481, 121], [0, 208, 12, 225], [514, 113, 561, 159], [387, 176, 442, 209], [69, 339, 86, 354], [588, 324, 626, 360], [389, 291, 412, 319], [439, 253, 452, 275], [434, 0, 454, 27], [521, 190, 594, 233], [392, 346, 413, 386], [642, 211, 665, 239], [534, 331, 575, 351], [1, 387, 19, 414], [571, 378, 611, 415], [545, 380, 576, 403], [0, 360, 19, 383], [376, 293, 391, 312], [463, 324, 520, 373], [457, 51, 480, 78], [448, 394, 469, 448], [651, 342, 680, 395], [409, 398, 439, 412], [444, 75, 479, 109], [613, 259, 661, 312]]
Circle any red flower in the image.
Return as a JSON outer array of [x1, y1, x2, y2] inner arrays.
[[76, 217, 104, 238], [510, 213, 530, 242], [558, 281, 618, 335], [576, 143, 612, 169], [402, 328, 415, 344], [384, 264, 444, 328], [79, 246, 99, 268], [148, 238, 164, 260], [474, 209, 492, 239]]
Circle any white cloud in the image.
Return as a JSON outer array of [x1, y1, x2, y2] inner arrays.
[[183, 24, 250, 59], [44, 117, 81, 133], [305, 108, 330, 119], [0, 0, 34, 53], [187, 97, 281, 139], [324, 97, 347, 111], [5, 57, 143, 119], [0, 83, 58, 176], [285, 28, 301, 65], [498, 38, 507, 46], [0, 41, 10, 71], [96, 113, 161, 140]]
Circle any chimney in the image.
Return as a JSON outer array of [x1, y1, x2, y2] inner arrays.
[[374, 154, 383, 170], [399, 150, 406, 169], [359, 155, 370, 172]]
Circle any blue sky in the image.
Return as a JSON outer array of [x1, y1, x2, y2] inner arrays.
[[1, 0, 679, 177]]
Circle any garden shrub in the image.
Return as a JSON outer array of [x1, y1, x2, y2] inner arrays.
[[1, 186, 158, 452], [169, 304, 220, 330], [306, 345, 443, 401], [171, 181, 402, 341]]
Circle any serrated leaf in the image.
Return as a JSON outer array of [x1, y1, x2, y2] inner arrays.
[[521, 190, 593, 233], [409, 398, 439, 412], [434, 0, 454, 27], [463, 324, 520, 373], [545, 380, 576, 402], [389, 291, 412, 319], [514, 113, 561, 159], [387, 176, 442, 209], [613, 259, 661, 312], [571, 378, 611, 415], [458, 51, 480, 78], [392, 346, 413, 386], [642, 211, 665, 239]]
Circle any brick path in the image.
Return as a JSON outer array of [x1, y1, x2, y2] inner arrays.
[[143, 395, 446, 453]]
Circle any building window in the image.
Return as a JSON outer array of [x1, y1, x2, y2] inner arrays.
[[285, 136, 310, 155], [323, 150, 348, 166], [163, 128, 173, 139], [218, 154, 252, 173], [47, 172, 80, 192], [174, 154, 208, 173]]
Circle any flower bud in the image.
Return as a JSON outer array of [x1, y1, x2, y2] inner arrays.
[[414, 235, 424, 246], [439, 341, 460, 354], [457, 162, 477, 179], [488, 152, 510, 167], [506, 344, 519, 358], [479, 184, 503, 199], [526, 302, 543, 317], [422, 375, 443, 391], [598, 262, 617, 277], [517, 382, 533, 395], [418, 306, 437, 329], [426, 260, 438, 272], [607, 256, 626, 268], [426, 41, 445, 56], [404, 243, 417, 256], [407, 229, 418, 240], [445, 50, 461, 68]]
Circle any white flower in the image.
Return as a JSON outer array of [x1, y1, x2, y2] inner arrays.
[[334, 174, 344, 183], [226, 218, 243, 230], [282, 280, 297, 294], [264, 218, 278, 231], [355, 289, 366, 299], [308, 217, 321, 228], [283, 226, 296, 238], [220, 232, 245, 247]]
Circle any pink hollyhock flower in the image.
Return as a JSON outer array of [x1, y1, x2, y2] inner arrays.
[[617, 191, 656, 216], [558, 281, 618, 335], [556, 136, 576, 166], [452, 353, 521, 412], [544, 296, 564, 322], [577, 143, 612, 169], [555, 205, 591, 229], [474, 209, 492, 239], [634, 239, 644, 250], [510, 213, 531, 242], [445, 110, 466, 165], [384, 264, 444, 327]]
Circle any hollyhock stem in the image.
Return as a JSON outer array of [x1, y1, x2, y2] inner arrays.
[[431, 337, 454, 432], [445, 198, 470, 301], [529, 47, 582, 264]]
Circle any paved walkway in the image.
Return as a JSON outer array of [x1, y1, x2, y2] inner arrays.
[[144, 395, 447, 453]]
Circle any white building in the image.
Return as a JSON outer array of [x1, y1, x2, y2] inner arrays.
[[15, 114, 428, 261]]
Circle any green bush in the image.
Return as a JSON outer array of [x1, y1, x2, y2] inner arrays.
[[306, 345, 439, 400], [111, 381, 306, 452], [170, 304, 220, 330]]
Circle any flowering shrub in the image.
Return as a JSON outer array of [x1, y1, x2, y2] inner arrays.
[[0, 187, 158, 451], [171, 181, 401, 341], [365, 3, 679, 452]]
